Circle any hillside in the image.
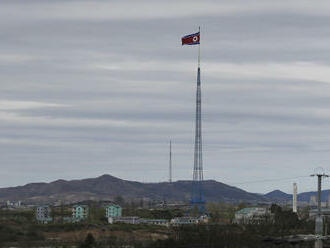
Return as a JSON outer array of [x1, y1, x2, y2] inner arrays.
[[264, 190, 292, 201], [297, 190, 330, 202], [0, 174, 267, 204], [264, 189, 330, 203]]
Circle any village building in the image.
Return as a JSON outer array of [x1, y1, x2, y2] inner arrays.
[[36, 205, 52, 224], [234, 207, 270, 224], [140, 219, 169, 226], [105, 204, 122, 218], [72, 205, 89, 221], [109, 216, 140, 224]]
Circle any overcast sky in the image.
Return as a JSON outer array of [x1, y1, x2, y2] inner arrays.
[[2, 0, 330, 194]]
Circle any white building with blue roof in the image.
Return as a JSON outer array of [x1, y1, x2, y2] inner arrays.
[[234, 207, 269, 224]]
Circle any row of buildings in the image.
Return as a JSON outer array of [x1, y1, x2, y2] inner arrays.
[[36, 204, 209, 226], [36, 204, 122, 224], [234, 207, 271, 224], [233, 206, 330, 224], [108, 215, 208, 226]]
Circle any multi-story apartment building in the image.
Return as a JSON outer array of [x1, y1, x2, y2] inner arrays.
[[36, 205, 52, 224], [105, 204, 122, 218], [72, 205, 89, 221]]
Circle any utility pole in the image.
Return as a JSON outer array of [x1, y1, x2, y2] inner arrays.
[[264, 171, 330, 248], [311, 171, 329, 248]]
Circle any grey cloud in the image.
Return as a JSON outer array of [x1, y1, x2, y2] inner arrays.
[[2, 0, 330, 193]]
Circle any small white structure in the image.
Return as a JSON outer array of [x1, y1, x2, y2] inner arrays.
[[199, 214, 209, 224], [293, 183, 297, 213]]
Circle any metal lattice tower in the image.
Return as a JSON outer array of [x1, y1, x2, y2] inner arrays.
[[181, 27, 205, 211], [191, 63, 205, 210]]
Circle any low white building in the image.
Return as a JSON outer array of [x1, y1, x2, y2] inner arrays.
[[171, 217, 199, 225], [234, 207, 269, 224], [109, 216, 140, 224], [140, 219, 169, 226], [109, 216, 208, 226]]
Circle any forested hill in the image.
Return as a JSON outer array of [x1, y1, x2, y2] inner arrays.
[[0, 174, 267, 204]]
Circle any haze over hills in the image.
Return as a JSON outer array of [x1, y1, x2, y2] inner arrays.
[[0, 174, 267, 204]]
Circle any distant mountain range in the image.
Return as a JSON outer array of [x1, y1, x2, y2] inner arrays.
[[264, 190, 292, 201], [0, 174, 267, 204], [265, 189, 330, 202], [0, 174, 326, 205]]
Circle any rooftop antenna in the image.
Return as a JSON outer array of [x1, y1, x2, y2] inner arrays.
[[169, 140, 172, 183]]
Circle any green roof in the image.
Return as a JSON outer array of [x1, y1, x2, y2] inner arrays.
[[236, 208, 260, 214]]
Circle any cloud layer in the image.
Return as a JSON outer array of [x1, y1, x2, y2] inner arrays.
[[1, 0, 330, 194]]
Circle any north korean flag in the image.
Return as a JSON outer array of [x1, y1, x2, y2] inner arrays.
[[181, 32, 200, 45]]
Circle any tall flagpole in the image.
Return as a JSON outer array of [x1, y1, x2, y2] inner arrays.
[[198, 26, 201, 69], [192, 26, 205, 212], [182, 27, 205, 212]]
